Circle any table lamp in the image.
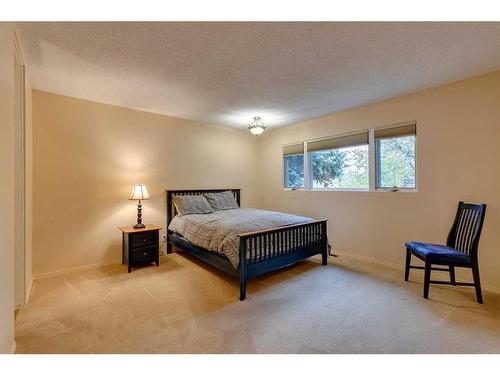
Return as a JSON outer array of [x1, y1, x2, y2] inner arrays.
[[129, 184, 151, 228]]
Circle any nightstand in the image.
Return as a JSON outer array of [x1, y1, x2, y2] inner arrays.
[[118, 225, 161, 272]]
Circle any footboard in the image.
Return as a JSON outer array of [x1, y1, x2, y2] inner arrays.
[[238, 219, 328, 300]]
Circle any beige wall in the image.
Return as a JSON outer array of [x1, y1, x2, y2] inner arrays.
[[32, 91, 259, 276], [0, 22, 15, 353], [257, 70, 500, 291]]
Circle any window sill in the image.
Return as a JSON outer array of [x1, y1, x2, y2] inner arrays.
[[283, 187, 418, 193], [309, 188, 369, 192], [374, 188, 418, 193]]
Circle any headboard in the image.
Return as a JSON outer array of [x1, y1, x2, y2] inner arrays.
[[166, 189, 241, 229]]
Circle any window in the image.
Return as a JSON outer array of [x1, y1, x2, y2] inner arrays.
[[283, 143, 304, 189], [282, 122, 417, 191], [375, 124, 416, 189], [308, 132, 369, 189]]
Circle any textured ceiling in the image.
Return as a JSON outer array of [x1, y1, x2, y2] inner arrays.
[[17, 22, 500, 130]]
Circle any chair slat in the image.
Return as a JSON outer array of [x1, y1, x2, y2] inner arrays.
[[454, 208, 481, 254]]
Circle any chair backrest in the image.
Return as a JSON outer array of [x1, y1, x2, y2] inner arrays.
[[446, 201, 487, 259]]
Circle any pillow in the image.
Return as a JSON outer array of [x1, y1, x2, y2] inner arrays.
[[204, 191, 239, 211], [172, 195, 214, 216]]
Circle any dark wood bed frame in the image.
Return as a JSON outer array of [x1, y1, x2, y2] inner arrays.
[[166, 189, 328, 300]]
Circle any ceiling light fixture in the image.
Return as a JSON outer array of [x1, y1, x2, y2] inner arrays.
[[248, 116, 266, 135]]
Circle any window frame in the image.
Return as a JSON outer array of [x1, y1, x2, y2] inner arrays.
[[282, 122, 417, 193]]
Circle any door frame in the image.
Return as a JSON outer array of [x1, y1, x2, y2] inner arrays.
[[14, 31, 26, 308]]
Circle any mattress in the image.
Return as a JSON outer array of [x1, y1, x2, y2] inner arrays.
[[168, 208, 314, 268]]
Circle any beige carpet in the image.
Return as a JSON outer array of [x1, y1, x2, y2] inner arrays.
[[15, 249, 500, 353]]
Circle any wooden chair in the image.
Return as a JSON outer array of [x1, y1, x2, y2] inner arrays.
[[405, 201, 487, 303]]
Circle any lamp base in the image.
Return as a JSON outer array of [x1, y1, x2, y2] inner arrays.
[[134, 200, 146, 229]]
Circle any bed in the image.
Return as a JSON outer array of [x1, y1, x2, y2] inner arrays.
[[166, 189, 328, 300]]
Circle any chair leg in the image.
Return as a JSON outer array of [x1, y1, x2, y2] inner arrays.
[[423, 261, 431, 299], [404, 249, 411, 281], [471, 262, 483, 304], [449, 265, 456, 285]]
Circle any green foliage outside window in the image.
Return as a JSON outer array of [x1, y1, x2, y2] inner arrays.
[[377, 136, 415, 188], [312, 145, 369, 189], [284, 154, 304, 188], [284, 134, 415, 190]]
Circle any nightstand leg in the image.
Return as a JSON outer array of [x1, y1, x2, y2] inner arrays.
[[128, 265, 132, 273]]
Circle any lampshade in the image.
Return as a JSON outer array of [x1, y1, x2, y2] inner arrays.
[[129, 184, 151, 200], [248, 116, 266, 135]]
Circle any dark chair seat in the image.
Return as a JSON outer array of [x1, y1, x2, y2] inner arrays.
[[406, 242, 471, 264]]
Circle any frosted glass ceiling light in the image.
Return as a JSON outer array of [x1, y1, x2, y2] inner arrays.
[[248, 116, 266, 135]]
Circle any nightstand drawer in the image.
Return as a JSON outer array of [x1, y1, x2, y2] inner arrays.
[[130, 231, 157, 248], [131, 246, 157, 262]]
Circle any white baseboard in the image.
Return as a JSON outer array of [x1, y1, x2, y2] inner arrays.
[[34, 259, 121, 280], [335, 250, 500, 295], [25, 276, 33, 304], [10, 341, 16, 354], [336, 250, 403, 271]]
